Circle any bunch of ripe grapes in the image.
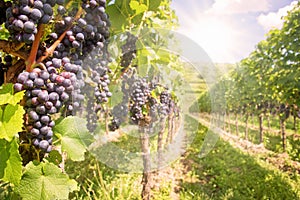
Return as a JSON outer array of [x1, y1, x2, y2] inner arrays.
[[0, 0, 111, 155]]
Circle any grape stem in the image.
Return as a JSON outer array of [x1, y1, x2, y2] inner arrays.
[[36, 8, 83, 63], [0, 40, 27, 60], [26, 24, 46, 72]]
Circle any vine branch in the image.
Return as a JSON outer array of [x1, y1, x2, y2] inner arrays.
[[26, 24, 46, 72], [37, 8, 83, 63], [0, 40, 27, 60]]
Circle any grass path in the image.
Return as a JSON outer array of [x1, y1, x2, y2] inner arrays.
[[173, 115, 300, 199]]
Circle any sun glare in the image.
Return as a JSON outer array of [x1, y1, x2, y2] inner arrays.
[[194, 18, 236, 61], [179, 12, 239, 62]]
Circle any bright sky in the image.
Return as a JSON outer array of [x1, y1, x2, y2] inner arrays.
[[171, 0, 297, 63]]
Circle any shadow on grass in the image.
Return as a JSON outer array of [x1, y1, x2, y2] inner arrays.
[[179, 124, 300, 200]]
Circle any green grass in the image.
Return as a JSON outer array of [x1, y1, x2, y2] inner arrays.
[[65, 153, 143, 200], [64, 120, 300, 199], [179, 124, 300, 200]]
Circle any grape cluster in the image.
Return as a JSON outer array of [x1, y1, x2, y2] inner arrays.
[[160, 90, 173, 115], [108, 117, 120, 131], [14, 68, 59, 152], [108, 70, 179, 131], [120, 32, 138, 71], [5, 0, 63, 44], [72, 0, 112, 130], [4, 0, 112, 154], [129, 78, 151, 124], [44, 56, 84, 116], [109, 70, 135, 131]]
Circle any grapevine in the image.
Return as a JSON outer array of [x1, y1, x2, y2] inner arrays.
[[0, 0, 185, 199], [0, 0, 111, 162]]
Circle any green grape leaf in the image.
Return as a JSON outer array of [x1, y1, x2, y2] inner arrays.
[[45, 150, 62, 165], [0, 104, 25, 141], [53, 117, 94, 161], [148, 0, 161, 11], [129, 0, 148, 15], [106, 4, 129, 33], [0, 83, 25, 106], [15, 161, 77, 200], [109, 82, 123, 107], [0, 138, 22, 186], [0, 24, 10, 40]]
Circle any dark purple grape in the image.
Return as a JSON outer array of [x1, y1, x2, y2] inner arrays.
[[60, 92, 69, 102], [24, 79, 34, 88], [34, 1, 44, 9], [14, 83, 23, 92], [38, 90, 49, 102], [30, 9, 42, 21], [77, 18, 86, 27], [23, 21, 36, 33], [23, 33, 35, 43], [20, 5, 31, 15], [36, 105, 46, 114], [45, 101, 53, 109], [29, 111, 39, 121], [40, 115, 50, 124], [55, 85, 65, 94], [40, 126, 50, 135], [62, 79, 71, 87], [48, 106, 57, 114], [54, 100, 62, 108], [49, 92, 59, 101], [39, 140, 49, 150], [49, 32, 58, 40], [76, 33, 84, 41], [43, 4, 53, 15], [46, 130, 53, 138], [30, 128, 40, 136], [32, 138, 39, 147], [34, 78, 44, 87], [34, 121, 42, 129], [40, 14, 51, 24], [31, 88, 41, 97], [72, 40, 80, 48], [31, 97, 39, 106], [52, 58, 61, 68], [12, 19, 24, 31], [57, 5, 66, 15], [30, 71, 40, 80], [46, 145, 52, 153], [48, 120, 55, 127], [50, 73, 58, 82], [40, 71, 50, 80], [64, 16, 72, 25], [55, 75, 65, 84]]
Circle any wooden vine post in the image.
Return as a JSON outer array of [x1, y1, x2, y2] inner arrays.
[[139, 120, 152, 200]]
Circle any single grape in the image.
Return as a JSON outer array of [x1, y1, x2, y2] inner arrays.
[[39, 140, 49, 150]]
